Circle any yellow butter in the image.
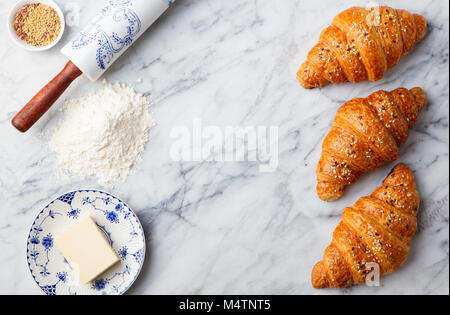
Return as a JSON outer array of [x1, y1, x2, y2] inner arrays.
[[55, 216, 120, 284]]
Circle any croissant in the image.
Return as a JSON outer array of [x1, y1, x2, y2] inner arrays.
[[317, 87, 426, 201], [297, 6, 427, 89], [312, 163, 420, 289]]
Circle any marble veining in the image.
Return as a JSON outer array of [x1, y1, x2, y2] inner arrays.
[[0, 0, 448, 294]]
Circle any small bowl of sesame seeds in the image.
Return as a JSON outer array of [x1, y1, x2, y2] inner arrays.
[[7, 0, 65, 52]]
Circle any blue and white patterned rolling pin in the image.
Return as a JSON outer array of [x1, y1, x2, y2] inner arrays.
[[62, 0, 176, 81], [12, 0, 175, 132]]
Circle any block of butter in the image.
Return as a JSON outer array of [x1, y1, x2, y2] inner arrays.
[[55, 216, 120, 284]]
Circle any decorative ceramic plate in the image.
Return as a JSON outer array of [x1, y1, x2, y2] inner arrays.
[[26, 190, 145, 295]]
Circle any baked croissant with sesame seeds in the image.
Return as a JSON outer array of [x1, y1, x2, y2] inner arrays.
[[317, 87, 426, 201], [297, 6, 427, 89], [312, 163, 420, 289]]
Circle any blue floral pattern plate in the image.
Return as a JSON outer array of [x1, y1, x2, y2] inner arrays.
[[26, 190, 145, 295]]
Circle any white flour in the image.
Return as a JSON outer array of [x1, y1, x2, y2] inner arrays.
[[49, 82, 155, 185]]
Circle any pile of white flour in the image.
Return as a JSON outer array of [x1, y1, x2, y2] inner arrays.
[[49, 82, 155, 185]]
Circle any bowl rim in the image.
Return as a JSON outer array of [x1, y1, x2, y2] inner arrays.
[[7, 0, 66, 52]]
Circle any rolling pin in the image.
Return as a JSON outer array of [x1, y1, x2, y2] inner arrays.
[[12, 0, 176, 132]]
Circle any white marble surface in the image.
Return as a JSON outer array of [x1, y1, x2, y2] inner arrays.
[[0, 0, 448, 295]]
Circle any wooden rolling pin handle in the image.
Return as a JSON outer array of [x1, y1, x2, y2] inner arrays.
[[12, 61, 83, 133]]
